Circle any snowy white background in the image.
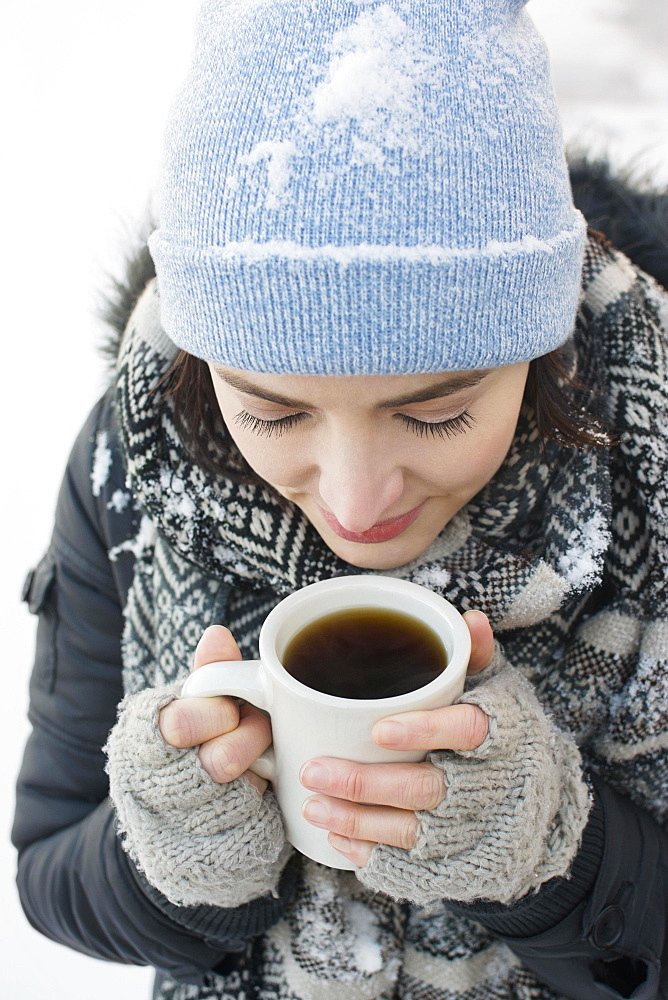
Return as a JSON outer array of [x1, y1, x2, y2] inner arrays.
[[1, 1, 666, 996]]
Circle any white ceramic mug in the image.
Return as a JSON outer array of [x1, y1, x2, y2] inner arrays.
[[180, 575, 471, 869]]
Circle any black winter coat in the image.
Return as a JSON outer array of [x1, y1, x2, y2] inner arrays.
[[12, 160, 668, 998]]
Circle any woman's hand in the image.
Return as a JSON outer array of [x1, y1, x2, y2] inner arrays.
[[105, 624, 287, 908], [159, 625, 272, 794], [300, 609, 496, 867]]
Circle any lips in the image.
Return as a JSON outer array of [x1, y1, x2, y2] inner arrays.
[[319, 502, 425, 544]]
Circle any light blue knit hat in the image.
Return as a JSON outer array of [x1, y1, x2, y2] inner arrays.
[[149, 0, 586, 374]]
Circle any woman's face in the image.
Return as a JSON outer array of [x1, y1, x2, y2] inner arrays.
[[208, 362, 530, 570]]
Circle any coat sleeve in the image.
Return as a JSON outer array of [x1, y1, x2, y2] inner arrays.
[[448, 775, 667, 999], [12, 392, 294, 984]]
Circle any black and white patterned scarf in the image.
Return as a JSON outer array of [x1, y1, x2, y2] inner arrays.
[[114, 233, 668, 1000]]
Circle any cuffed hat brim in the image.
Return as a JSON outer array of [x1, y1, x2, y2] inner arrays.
[[150, 216, 586, 374]]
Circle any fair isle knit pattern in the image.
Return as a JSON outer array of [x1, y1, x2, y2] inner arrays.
[[112, 232, 668, 999]]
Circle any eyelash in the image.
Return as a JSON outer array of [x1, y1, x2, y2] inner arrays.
[[234, 409, 476, 439], [396, 411, 476, 439], [234, 410, 308, 437]]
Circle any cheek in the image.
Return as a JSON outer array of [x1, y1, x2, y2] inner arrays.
[[479, 406, 523, 470], [225, 422, 307, 488], [211, 394, 285, 485], [433, 417, 518, 494]]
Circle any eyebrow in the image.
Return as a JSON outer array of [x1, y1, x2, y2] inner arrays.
[[212, 367, 489, 409]]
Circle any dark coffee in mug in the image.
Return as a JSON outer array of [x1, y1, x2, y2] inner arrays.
[[281, 606, 448, 700]]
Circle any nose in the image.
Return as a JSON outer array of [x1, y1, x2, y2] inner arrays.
[[317, 433, 405, 533]]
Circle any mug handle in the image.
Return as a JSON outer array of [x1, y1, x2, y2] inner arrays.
[[180, 661, 276, 782]]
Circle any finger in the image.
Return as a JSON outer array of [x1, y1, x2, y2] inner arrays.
[[242, 769, 269, 795], [463, 610, 495, 674], [198, 702, 272, 783], [161, 624, 244, 748], [300, 758, 444, 811], [193, 624, 242, 669], [373, 703, 489, 753], [302, 795, 418, 851], [328, 834, 374, 868], [159, 694, 239, 748]]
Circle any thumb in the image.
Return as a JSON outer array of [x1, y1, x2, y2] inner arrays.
[[193, 625, 243, 670], [463, 610, 496, 675]]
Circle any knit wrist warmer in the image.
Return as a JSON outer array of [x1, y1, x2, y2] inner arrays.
[[104, 684, 288, 908], [357, 647, 591, 907], [445, 784, 605, 938], [124, 845, 299, 949]]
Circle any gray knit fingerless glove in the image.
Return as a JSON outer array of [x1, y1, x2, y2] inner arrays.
[[358, 647, 591, 907], [105, 684, 289, 908]]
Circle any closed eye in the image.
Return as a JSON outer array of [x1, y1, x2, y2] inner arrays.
[[396, 410, 476, 439], [233, 408, 476, 440], [233, 410, 309, 437]]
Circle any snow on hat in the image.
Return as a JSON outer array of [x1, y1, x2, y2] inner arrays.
[[149, 0, 586, 374]]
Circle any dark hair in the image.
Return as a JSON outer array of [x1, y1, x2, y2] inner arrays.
[[159, 346, 614, 490], [524, 348, 615, 449]]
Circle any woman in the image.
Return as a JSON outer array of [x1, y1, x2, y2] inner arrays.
[[13, 1, 668, 998]]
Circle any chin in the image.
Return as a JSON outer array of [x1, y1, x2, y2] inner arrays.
[[340, 549, 410, 571], [320, 530, 432, 571]]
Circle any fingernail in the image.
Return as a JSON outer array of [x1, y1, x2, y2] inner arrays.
[[303, 798, 329, 826], [299, 761, 329, 789], [374, 719, 407, 746], [329, 833, 352, 853]]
